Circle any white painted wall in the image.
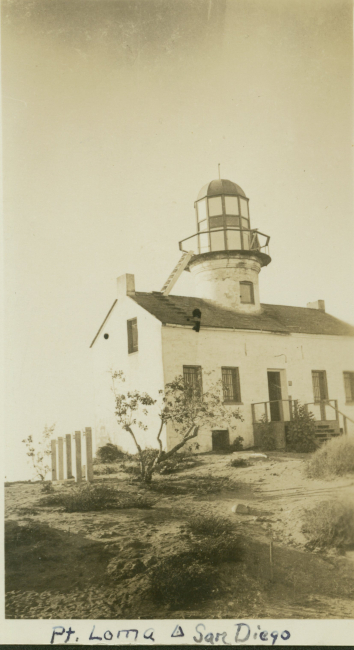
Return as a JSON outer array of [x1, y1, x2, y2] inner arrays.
[[91, 286, 165, 455], [161, 325, 354, 451]]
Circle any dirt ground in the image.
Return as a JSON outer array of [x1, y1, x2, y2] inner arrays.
[[5, 451, 354, 619]]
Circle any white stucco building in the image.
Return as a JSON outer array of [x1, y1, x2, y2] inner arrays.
[[90, 178, 354, 454]]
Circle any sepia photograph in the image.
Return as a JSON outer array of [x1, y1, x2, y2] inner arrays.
[[2, 0, 354, 640]]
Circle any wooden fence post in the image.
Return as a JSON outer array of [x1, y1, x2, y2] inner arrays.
[[58, 437, 64, 480], [75, 431, 82, 483], [66, 434, 73, 479], [85, 427, 94, 482], [51, 440, 57, 481]]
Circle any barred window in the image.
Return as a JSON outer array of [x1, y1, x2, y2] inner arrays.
[[183, 366, 202, 393], [127, 318, 138, 354], [344, 372, 354, 402], [222, 367, 241, 403]]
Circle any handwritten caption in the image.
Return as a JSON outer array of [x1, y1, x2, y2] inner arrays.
[[50, 622, 291, 645]]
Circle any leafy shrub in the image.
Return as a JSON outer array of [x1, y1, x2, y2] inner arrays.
[[38, 484, 155, 512], [192, 535, 243, 565], [148, 533, 243, 607], [229, 436, 244, 452], [158, 451, 198, 475], [305, 436, 354, 479], [230, 458, 249, 468], [302, 498, 354, 548], [40, 481, 54, 494], [286, 403, 317, 452], [93, 465, 118, 476], [95, 443, 125, 464], [257, 415, 277, 451], [186, 514, 234, 537], [148, 552, 217, 607]]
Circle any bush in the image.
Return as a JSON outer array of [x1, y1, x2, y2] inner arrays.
[[257, 415, 277, 451], [148, 552, 217, 607], [229, 436, 244, 452], [186, 514, 234, 537], [302, 498, 354, 548], [230, 458, 249, 468], [148, 532, 243, 608], [95, 443, 125, 464], [286, 403, 317, 453], [305, 436, 354, 480], [38, 484, 155, 512], [158, 451, 198, 475], [93, 465, 119, 476], [40, 481, 54, 494]]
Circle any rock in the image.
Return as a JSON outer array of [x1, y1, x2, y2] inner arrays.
[[106, 557, 126, 576], [232, 503, 251, 515]]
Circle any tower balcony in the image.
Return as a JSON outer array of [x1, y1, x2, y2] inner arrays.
[[179, 227, 270, 257]]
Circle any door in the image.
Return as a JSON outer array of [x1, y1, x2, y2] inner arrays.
[[312, 371, 328, 420], [212, 430, 230, 451], [267, 371, 282, 421]]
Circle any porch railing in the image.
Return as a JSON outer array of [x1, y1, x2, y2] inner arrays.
[[251, 399, 298, 424], [304, 400, 354, 435]]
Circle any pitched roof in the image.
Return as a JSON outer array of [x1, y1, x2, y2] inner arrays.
[[130, 292, 354, 337]]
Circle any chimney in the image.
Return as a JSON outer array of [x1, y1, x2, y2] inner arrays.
[[307, 299, 325, 312], [117, 273, 135, 297]]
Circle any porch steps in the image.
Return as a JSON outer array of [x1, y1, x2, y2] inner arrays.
[[314, 423, 340, 443]]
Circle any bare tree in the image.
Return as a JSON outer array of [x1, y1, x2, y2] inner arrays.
[[22, 424, 55, 481], [112, 371, 243, 483]]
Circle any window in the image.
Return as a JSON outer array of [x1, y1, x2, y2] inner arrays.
[[222, 367, 241, 403], [127, 318, 138, 353], [312, 370, 328, 402], [183, 366, 202, 393], [344, 372, 354, 402], [240, 281, 254, 304]]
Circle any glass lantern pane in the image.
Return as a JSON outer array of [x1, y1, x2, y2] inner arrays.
[[198, 219, 207, 231], [242, 230, 250, 249], [197, 199, 208, 222], [199, 232, 209, 253], [210, 230, 225, 251], [208, 196, 223, 216], [209, 216, 224, 229], [241, 217, 249, 229], [225, 196, 239, 215], [240, 198, 249, 218], [226, 216, 240, 227], [227, 229, 242, 250]]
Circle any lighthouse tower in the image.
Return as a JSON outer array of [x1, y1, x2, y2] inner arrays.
[[179, 179, 271, 314]]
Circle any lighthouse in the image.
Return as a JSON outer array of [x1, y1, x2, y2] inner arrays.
[[179, 178, 271, 314]]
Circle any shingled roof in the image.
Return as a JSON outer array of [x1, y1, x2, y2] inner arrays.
[[130, 292, 354, 337]]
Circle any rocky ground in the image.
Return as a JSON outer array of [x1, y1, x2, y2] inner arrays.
[[5, 450, 354, 619]]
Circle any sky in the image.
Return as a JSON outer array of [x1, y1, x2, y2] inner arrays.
[[2, 0, 353, 480]]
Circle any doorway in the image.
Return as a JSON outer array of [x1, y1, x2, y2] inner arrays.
[[312, 371, 328, 419], [212, 430, 230, 451], [267, 371, 283, 421]]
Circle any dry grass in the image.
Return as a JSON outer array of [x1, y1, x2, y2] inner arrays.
[[38, 484, 154, 512], [302, 498, 354, 549], [186, 514, 235, 537], [305, 436, 354, 480]]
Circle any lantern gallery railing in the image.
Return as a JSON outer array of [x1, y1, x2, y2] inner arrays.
[[179, 228, 270, 256]]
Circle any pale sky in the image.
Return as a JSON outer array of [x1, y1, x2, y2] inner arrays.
[[3, 0, 353, 480]]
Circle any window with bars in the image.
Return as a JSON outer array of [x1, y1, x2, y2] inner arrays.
[[344, 372, 354, 402], [127, 318, 138, 354], [222, 367, 241, 403], [240, 281, 254, 304], [183, 366, 202, 393]]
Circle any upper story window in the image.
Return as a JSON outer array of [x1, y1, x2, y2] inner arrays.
[[240, 281, 254, 304], [222, 367, 241, 404], [183, 365, 202, 394], [344, 372, 354, 403], [127, 318, 138, 354]]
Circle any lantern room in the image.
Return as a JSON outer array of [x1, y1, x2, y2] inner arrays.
[[179, 178, 270, 255]]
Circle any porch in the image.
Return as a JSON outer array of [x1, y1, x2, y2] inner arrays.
[[251, 399, 351, 449]]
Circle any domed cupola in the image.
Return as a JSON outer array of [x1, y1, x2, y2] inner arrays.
[[179, 178, 271, 314]]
